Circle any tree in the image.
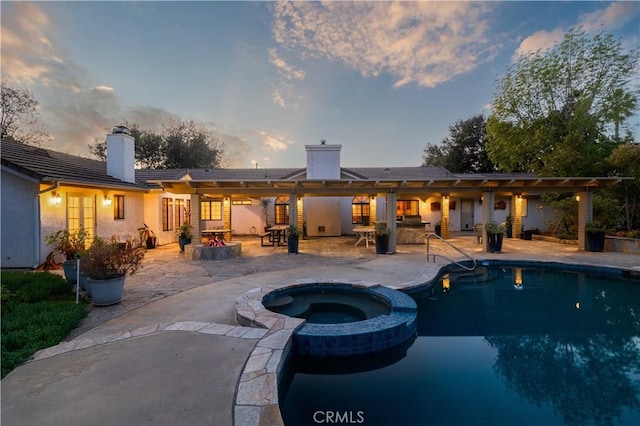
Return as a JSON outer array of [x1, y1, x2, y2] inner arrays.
[[486, 27, 638, 176], [90, 119, 225, 169], [0, 80, 50, 144], [162, 120, 224, 169], [606, 143, 640, 230], [422, 114, 497, 173]]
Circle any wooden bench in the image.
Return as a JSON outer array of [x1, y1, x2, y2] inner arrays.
[[260, 232, 275, 247]]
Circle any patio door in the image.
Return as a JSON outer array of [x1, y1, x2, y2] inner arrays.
[[67, 194, 96, 241], [460, 198, 474, 231]]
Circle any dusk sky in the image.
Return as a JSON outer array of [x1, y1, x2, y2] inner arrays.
[[2, 1, 639, 169]]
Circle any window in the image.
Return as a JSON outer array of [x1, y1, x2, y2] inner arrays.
[[200, 199, 222, 221], [162, 198, 174, 231], [232, 199, 252, 205], [352, 196, 371, 224], [175, 199, 185, 228], [274, 196, 289, 225], [114, 195, 125, 219], [396, 200, 419, 217], [186, 199, 191, 224]]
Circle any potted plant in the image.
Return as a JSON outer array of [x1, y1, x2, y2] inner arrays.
[[80, 237, 145, 306], [585, 222, 606, 252], [375, 222, 390, 254], [434, 221, 442, 237], [286, 225, 300, 254], [260, 198, 272, 232], [485, 222, 504, 253], [45, 229, 89, 283], [176, 222, 193, 253], [138, 223, 156, 249], [505, 215, 513, 238]]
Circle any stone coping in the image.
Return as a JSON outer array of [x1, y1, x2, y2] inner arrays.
[[234, 279, 387, 426], [268, 284, 417, 357]]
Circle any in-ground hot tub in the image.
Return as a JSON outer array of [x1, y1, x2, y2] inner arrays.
[[263, 283, 417, 357]]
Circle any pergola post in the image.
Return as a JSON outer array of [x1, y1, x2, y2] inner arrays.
[[386, 192, 397, 254], [512, 195, 524, 239], [577, 191, 593, 251], [289, 194, 298, 228], [190, 193, 201, 243], [481, 191, 495, 252], [441, 195, 450, 239], [223, 197, 232, 241]]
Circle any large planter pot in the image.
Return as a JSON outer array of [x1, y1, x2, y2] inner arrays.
[[146, 236, 157, 249], [287, 236, 299, 254], [87, 276, 125, 306], [434, 225, 442, 237], [505, 225, 513, 238], [79, 273, 90, 295], [375, 234, 389, 254], [487, 232, 504, 253], [62, 261, 78, 283], [179, 236, 192, 252], [586, 231, 606, 252]]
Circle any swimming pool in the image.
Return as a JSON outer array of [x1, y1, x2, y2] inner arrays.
[[279, 265, 640, 425]]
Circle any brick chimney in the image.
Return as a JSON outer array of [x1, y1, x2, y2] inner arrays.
[[106, 126, 135, 183]]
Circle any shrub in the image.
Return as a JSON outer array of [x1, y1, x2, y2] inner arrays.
[[80, 237, 145, 280]]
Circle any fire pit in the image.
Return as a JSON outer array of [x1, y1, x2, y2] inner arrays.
[[185, 243, 241, 260]]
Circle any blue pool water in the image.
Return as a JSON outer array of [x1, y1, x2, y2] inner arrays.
[[279, 266, 640, 425]]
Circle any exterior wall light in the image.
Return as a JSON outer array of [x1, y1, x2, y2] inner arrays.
[[103, 196, 112, 206], [52, 192, 62, 205]]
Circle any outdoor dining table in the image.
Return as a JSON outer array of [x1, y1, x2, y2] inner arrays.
[[201, 229, 232, 242], [353, 225, 375, 248], [266, 225, 288, 246]]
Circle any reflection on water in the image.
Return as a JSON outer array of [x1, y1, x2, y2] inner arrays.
[[280, 267, 640, 426]]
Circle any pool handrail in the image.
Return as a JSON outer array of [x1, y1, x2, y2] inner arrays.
[[425, 232, 477, 271]]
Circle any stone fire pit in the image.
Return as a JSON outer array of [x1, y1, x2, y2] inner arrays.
[[185, 243, 242, 260]]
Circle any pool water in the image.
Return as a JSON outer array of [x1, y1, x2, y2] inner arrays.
[[279, 266, 640, 425]]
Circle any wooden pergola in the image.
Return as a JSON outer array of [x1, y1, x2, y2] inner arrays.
[[149, 172, 624, 253]]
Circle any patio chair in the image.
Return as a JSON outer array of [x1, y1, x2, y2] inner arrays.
[[474, 223, 483, 245]]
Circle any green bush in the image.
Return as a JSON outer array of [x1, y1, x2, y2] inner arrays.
[[1, 272, 86, 378]]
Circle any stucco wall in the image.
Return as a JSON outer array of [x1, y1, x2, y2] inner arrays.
[[1, 169, 39, 268], [231, 201, 262, 235], [40, 186, 146, 264]]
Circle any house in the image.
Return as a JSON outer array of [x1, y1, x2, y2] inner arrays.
[[1, 128, 622, 268]]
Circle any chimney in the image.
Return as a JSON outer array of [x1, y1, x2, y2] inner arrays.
[[305, 140, 341, 179], [106, 126, 135, 183]]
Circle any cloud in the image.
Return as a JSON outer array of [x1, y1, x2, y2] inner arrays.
[[1, 2, 256, 164], [272, 1, 497, 89], [95, 85, 115, 93], [579, 2, 639, 31], [269, 48, 305, 80], [257, 131, 290, 151], [512, 28, 564, 60], [513, 2, 639, 61]]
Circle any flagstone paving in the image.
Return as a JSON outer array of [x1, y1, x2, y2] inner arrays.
[[2, 235, 638, 426]]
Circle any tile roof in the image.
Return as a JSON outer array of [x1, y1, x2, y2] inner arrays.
[[1, 139, 148, 190]]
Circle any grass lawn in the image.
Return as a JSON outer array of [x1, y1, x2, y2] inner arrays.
[[1, 271, 87, 378]]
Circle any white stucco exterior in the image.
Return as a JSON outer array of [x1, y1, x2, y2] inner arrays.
[[1, 168, 40, 268]]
